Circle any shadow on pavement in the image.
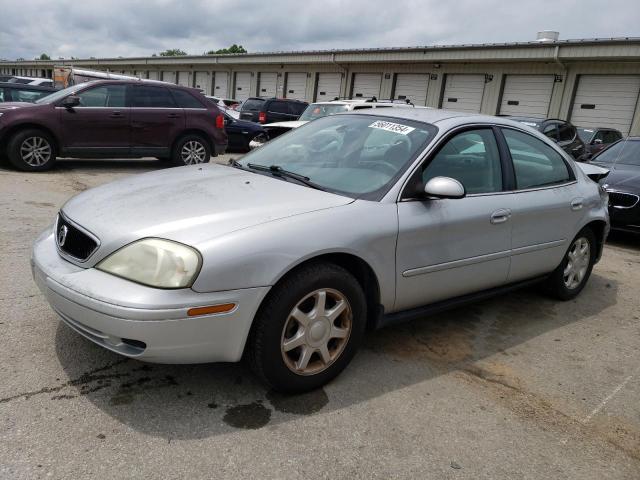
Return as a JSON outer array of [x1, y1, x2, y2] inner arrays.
[[53, 271, 618, 440]]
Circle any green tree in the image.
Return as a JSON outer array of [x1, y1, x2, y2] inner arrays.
[[207, 44, 247, 55], [37, 53, 51, 60], [158, 48, 188, 56]]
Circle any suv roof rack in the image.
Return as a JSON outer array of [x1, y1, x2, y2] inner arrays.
[[332, 96, 414, 105]]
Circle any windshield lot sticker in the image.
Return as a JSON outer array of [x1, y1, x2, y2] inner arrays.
[[368, 121, 415, 135]]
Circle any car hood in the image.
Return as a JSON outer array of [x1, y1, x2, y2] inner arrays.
[[592, 162, 640, 194], [0, 102, 37, 111], [264, 120, 308, 129], [61, 164, 354, 264]]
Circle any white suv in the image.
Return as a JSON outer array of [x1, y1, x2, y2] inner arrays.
[[249, 98, 418, 149]]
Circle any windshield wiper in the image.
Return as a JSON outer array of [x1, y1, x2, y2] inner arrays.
[[246, 163, 326, 191], [228, 158, 246, 169]]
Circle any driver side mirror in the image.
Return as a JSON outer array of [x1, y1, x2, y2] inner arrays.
[[61, 95, 80, 109], [593, 138, 603, 145], [424, 176, 466, 199]]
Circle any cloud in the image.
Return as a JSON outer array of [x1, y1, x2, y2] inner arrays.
[[1, 0, 638, 60]]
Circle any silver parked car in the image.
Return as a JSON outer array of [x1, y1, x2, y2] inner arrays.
[[32, 109, 610, 392]]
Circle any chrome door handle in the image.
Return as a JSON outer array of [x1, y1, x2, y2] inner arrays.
[[571, 199, 584, 211], [490, 209, 511, 224]]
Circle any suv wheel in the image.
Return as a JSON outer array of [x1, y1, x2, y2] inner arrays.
[[546, 228, 596, 300], [7, 129, 57, 171], [171, 135, 211, 166], [247, 262, 367, 393]]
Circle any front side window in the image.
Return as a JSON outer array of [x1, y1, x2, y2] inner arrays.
[[422, 129, 503, 195], [268, 101, 289, 114], [603, 130, 622, 144], [502, 128, 572, 189], [76, 85, 127, 107], [131, 86, 176, 108], [238, 114, 436, 199]]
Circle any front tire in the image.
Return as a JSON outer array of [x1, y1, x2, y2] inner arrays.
[[546, 228, 596, 300], [247, 262, 367, 393], [7, 129, 57, 171], [171, 134, 211, 166]]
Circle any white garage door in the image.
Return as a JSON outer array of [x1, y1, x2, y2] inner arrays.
[[258, 72, 278, 97], [194, 71, 210, 94], [234, 72, 252, 101], [394, 73, 429, 106], [352, 73, 382, 99], [442, 74, 485, 113], [148, 71, 159, 81], [570, 75, 640, 136], [499, 75, 555, 117], [285, 72, 308, 100], [134, 71, 146, 79], [162, 71, 176, 84], [178, 71, 191, 87], [214, 72, 229, 98], [315, 73, 342, 101]]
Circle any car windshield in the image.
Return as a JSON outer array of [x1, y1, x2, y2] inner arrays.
[[577, 128, 594, 143], [35, 83, 91, 104], [298, 104, 349, 121], [593, 139, 640, 166], [238, 114, 436, 199]]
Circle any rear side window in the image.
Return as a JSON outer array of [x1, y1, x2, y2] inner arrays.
[[131, 86, 176, 108], [557, 122, 575, 142], [171, 89, 205, 108], [241, 99, 265, 111], [75, 85, 127, 107], [289, 102, 307, 115], [268, 101, 289, 114], [502, 128, 571, 189]]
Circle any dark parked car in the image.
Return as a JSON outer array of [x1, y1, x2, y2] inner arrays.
[[507, 116, 587, 161], [590, 137, 640, 233], [222, 111, 267, 151], [239, 97, 308, 124], [0, 82, 56, 103], [577, 127, 623, 158], [0, 79, 227, 171]]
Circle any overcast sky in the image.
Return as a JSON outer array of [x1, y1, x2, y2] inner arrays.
[[1, 0, 638, 60]]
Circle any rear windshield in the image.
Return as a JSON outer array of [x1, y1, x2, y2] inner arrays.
[[593, 140, 640, 166], [241, 98, 265, 111]]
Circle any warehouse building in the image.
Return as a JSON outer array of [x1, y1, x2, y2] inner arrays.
[[2, 34, 640, 135]]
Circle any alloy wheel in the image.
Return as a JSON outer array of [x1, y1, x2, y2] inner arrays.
[[563, 237, 590, 289], [180, 140, 207, 164], [281, 288, 352, 376], [20, 136, 52, 167]]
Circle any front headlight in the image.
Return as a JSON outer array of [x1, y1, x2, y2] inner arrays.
[[96, 238, 202, 289]]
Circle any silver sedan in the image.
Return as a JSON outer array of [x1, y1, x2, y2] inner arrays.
[[32, 109, 610, 392]]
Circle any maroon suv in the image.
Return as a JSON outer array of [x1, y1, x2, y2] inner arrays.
[[0, 79, 227, 171]]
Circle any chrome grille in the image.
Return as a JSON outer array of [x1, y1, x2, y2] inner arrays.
[[56, 214, 99, 261], [607, 191, 639, 209]]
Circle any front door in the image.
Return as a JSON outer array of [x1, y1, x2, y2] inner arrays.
[[58, 84, 130, 155], [395, 128, 512, 311], [130, 85, 185, 157]]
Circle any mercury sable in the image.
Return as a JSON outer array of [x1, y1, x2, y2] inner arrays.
[[32, 109, 609, 392]]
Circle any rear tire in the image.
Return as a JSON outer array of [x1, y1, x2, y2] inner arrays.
[[545, 228, 596, 300], [170, 134, 211, 166], [7, 129, 57, 171], [247, 262, 367, 393]]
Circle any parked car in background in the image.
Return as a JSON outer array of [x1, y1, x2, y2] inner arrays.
[[506, 116, 587, 161], [577, 127, 623, 158], [222, 111, 266, 151], [0, 82, 56, 103], [32, 109, 609, 393], [0, 75, 15, 82], [0, 79, 227, 171], [206, 96, 241, 109], [239, 97, 308, 124], [250, 98, 417, 148], [206, 96, 239, 119], [8, 76, 54, 87], [590, 137, 640, 233]]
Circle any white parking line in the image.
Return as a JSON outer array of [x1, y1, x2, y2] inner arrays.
[[581, 368, 638, 425]]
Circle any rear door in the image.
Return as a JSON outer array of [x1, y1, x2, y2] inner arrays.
[[265, 100, 292, 122], [500, 127, 581, 282], [57, 83, 130, 155], [130, 85, 185, 157]]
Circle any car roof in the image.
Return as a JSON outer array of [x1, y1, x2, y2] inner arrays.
[[73, 79, 202, 92], [0, 81, 56, 91]]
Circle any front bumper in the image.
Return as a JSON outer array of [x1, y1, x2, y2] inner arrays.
[[32, 228, 270, 363]]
